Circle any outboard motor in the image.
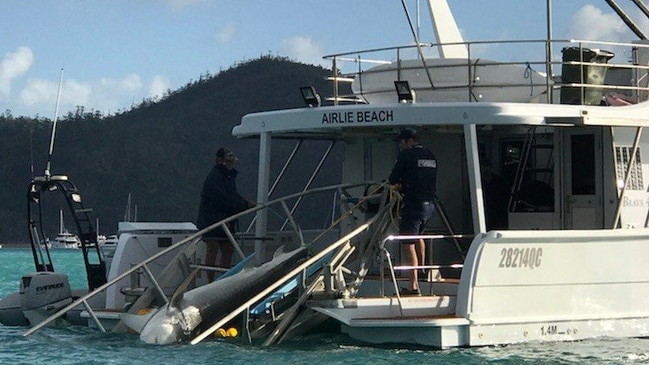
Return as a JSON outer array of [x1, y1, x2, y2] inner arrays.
[[20, 272, 72, 325]]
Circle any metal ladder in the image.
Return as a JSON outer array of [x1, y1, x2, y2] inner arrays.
[[27, 175, 107, 290], [508, 127, 554, 212]]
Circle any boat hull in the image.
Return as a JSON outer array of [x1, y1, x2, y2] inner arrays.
[[310, 228, 649, 348]]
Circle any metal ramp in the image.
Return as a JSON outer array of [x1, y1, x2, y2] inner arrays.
[[196, 184, 397, 346], [23, 181, 473, 346], [23, 182, 384, 341]]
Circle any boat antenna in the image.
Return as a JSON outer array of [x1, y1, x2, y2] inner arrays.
[[399, 0, 436, 90], [631, 0, 649, 20], [29, 126, 35, 178], [604, 0, 648, 40], [416, 0, 420, 40], [545, 0, 553, 103], [44, 68, 64, 178]]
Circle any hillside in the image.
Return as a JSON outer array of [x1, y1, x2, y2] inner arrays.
[[0, 57, 345, 243]]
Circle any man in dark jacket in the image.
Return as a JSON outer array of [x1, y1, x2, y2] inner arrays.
[[389, 128, 437, 296], [197, 147, 255, 282]]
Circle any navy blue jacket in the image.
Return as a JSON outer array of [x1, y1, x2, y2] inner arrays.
[[196, 164, 249, 236], [389, 144, 437, 204]]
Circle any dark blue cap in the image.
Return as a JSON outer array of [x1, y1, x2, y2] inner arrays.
[[216, 147, 237, 160], [395, 128, 417, 141]]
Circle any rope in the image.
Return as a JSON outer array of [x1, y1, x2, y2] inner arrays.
[[307, 181, 389, 249], [470, 59, 481, 101], [524, 62, 534, 96]]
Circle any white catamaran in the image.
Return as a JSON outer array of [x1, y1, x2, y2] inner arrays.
[[17, 0, 649, 349], [227, 0, 649, 348]]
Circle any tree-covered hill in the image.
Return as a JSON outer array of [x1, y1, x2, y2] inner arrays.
[[0, 57, 345, 243]]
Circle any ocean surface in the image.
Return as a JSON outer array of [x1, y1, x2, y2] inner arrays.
[[1, 247, 648, 365]]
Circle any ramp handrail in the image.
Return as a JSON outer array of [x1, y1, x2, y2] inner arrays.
[[189, 215, 382, 345], [23, 181, 379, 337], [379, 234, 471, 309]]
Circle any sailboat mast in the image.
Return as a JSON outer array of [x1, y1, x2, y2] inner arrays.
[[59, 210, 64, 235], [44, 68, 64, 178], [546, 0, 553, 103]]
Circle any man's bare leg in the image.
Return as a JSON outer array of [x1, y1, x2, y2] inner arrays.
[[417, 238, 426, 280], [405, 243, 419, 291], [417, 238, 425, 270]]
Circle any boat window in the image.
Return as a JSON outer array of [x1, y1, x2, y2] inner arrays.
[[502, 132, 555, 213], [157, 237, 172, 248], [571, 134, 595, 195]]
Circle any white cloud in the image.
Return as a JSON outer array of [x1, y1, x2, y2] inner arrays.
[[20, 79, 60, 107], [100, 74, 142, 93], [0, 47, 34, 97], [87, 74, 142, 113], [149, 75, 170, 100], [215, 23, 236, 44], [279, 36, 327, 67], [19, 74, 147, 116], [61, 79, 93, 107], [565, 5, 628, 42], [20, 78, 91, 116]]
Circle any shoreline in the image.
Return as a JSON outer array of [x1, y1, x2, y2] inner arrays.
[[0, 243, 29, 248]]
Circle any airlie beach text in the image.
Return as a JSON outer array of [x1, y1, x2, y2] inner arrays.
[[322, 110, 394, 124]]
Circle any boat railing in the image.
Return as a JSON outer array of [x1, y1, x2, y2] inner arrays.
[[23, 181, 382, 337], [379, 234, 470, 305], [189, 214, 386, 345], [323, 38, 649, 105]]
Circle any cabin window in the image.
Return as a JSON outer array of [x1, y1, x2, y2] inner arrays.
[[502, 132, 555, 213], [615, 146, 644, 190], [157, 237, 172, 248], [571, 134, 596, 195]]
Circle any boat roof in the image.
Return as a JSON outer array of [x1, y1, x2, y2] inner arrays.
[[233, 101, 649, 139]]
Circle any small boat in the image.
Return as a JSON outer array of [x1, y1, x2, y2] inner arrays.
[[0, 175, 200, 328], [97, 234, 118, 260], [50, 210, 80, 250], [50, 232, 80, 250]]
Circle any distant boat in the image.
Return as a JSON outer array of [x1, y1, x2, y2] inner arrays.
[[51, 210, 80, 250], [98, 234, 118, 259], [40, 239, 51, 249], [51, 231, 80, 250], [101, 234, 118, 246]]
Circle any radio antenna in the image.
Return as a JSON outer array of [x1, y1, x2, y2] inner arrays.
[[44, 68, 64, 178]]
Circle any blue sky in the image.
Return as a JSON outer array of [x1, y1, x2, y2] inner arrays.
[[2, 0, 647, 118]]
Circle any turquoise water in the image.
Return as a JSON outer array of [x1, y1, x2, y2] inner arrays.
[[1, 248, 649, 364]]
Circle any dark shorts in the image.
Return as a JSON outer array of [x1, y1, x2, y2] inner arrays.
[[399, 201, 436, 244], [202, 220, 237, 239]]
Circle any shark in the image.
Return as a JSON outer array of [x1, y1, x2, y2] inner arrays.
[[123, 246, 308, 345]]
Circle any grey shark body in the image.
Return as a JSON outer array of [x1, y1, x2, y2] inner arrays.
[[129, 247, 307, 345]]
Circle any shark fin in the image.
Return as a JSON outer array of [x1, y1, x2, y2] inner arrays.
[[169, 267, 200, 310], [272, 245, 286, 259], [120, 308, 158, 334]]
